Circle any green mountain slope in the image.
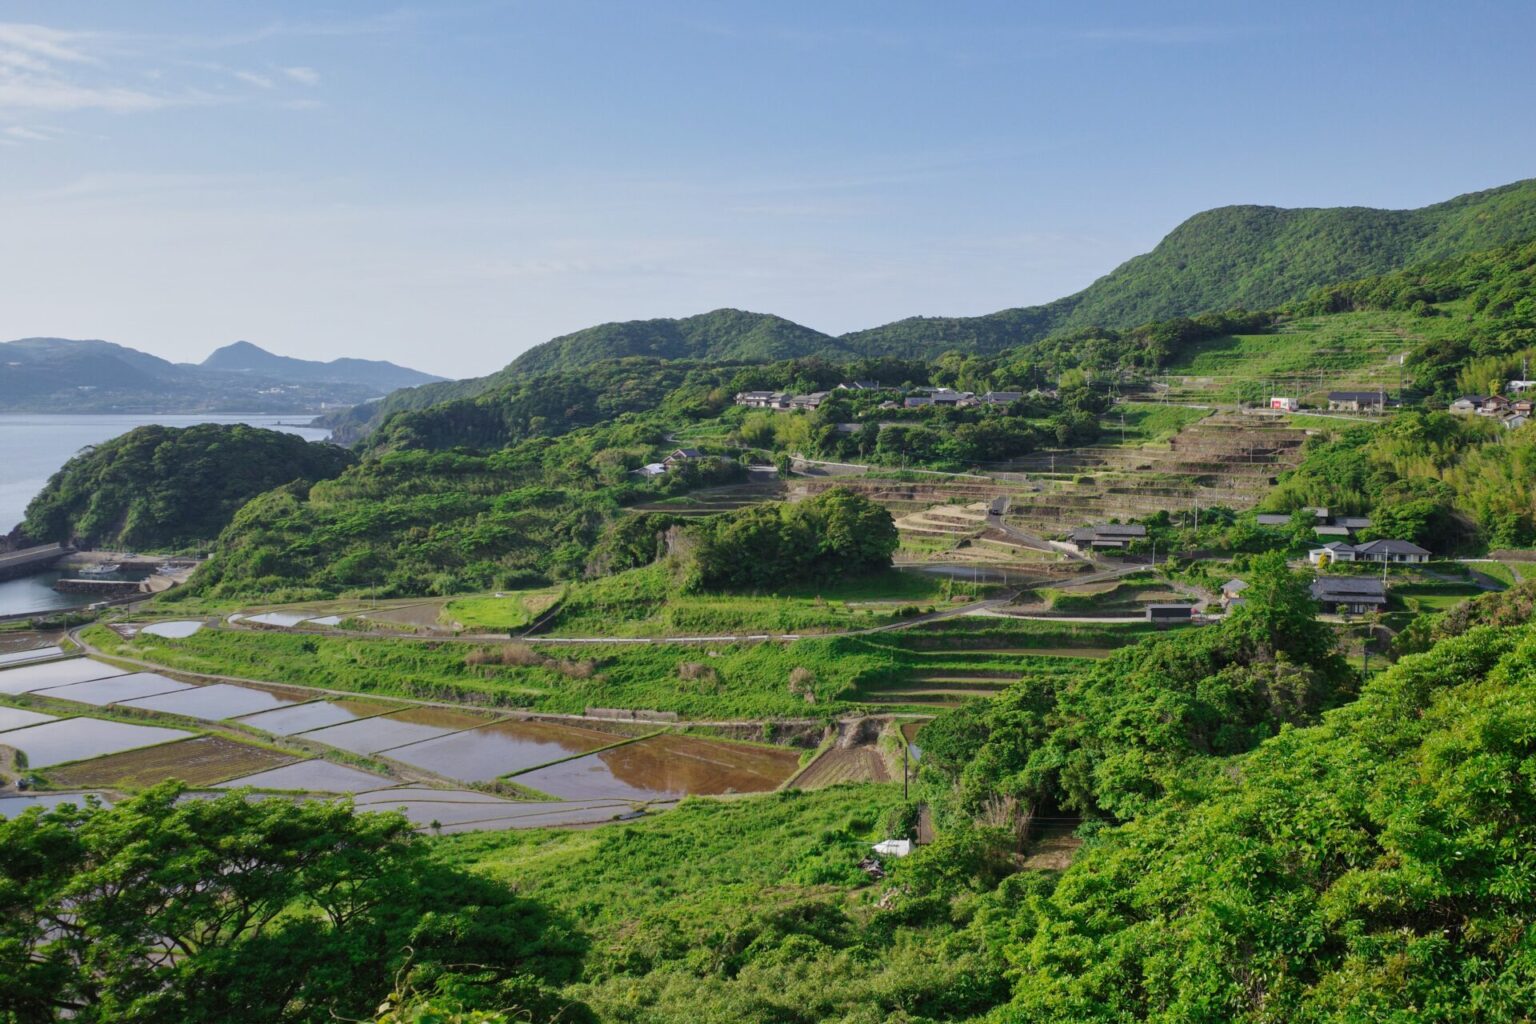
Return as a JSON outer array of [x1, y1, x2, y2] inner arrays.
[[845, 177, 1536, 355], [511, 308, 843, 375], [323, 309, 843, 441]]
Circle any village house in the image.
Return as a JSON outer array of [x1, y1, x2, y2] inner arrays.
[[1307, 540, 1358, 565], [836, 380, 882, 391], [1508, 379, 1536, 393], [1308, 538, 1430, 565], [1449, 395, 1486, 415], [634, 462, 668, 478], [1220, 578, 1248, 608], [1480, 395, 1513, 416], [1269, 396, 1299, 412], [980, 390, 1024, 406], [1327, 390, 1391, 412], [663, 448, 703, 467], [789, 392, 829, 411], [1069, 523, 1147, 552], [1256, 507, 1372, 536], [1351, 539, 1432, 564], [1506, 412, 1531, 430], [735, 390, 791, 409], [1311, 575, 1387, 615]]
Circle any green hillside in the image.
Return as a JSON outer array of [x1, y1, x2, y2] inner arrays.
[[846, 177, 1536, 355], [326, 178, 1536, 441], [510, 308, 843, 374], [18, 423, 357, 551]]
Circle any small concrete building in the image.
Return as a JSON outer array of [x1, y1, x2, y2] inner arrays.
[[1069, 523, 1147, 552], [1146, 604, 1195, 625]]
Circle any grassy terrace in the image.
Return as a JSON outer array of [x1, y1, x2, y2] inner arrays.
[[535, 565, 996, 637], [1160, 310, 1455, 404], [81, 616, 1154, 721]]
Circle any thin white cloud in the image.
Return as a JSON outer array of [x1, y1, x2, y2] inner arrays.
[[0, 23, 95, 65], [282, 65, 320, 86], [232, 69, 274, 89], [5, 124, 55, 140]]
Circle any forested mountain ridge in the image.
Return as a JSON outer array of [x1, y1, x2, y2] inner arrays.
[[328, 177, 1536, 439], [845, 176, 1536, 354], [0, 337, 441, 413], [200, 340, 444, 390]]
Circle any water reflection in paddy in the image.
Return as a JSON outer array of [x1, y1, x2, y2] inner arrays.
[[215, 759, 396, 793], [35, 671, 192, 706], [0, 645, 64, 665], [0, 792, 113, 818], [120, 682, 303, 719], [296, 706, 492, 755], [387, 718, 618, 781], [0, 658, 128, 694], [0, 706, 56, 731], [141, 620, 205, 638], [236, 698, 401, 736], [0, 717, 193, 767], [510, 734, 799, 802]]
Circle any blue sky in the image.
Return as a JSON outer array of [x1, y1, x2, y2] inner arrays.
[[1, 1, 1533, 377]]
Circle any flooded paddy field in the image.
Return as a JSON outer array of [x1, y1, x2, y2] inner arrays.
[[385, 718, 620, 781], [0, 706, 57, 731], [0, 645, 65, 665], [296, 706, 494, 755], [0, 792, 113, 818], [510, 733, 800, 802], [0, 717, 195, 768], [46, 735, 295, 789], [120, 681, 306, 719], [350, 788, 656, 832], [214, 759, 398, 793], [34, 671, 193, 706], [140, 620, 205, 638], [235, 697, 402, 736], [0, 658, 128, 694]]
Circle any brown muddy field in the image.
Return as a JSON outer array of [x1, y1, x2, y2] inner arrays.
[[511, 733, 800, 802], [47, 735, 296, 789], [792, 747, 890, 789]]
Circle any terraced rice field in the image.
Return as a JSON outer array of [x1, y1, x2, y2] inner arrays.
[[792, 747, 890, 789], [46, 735, 295, 789]]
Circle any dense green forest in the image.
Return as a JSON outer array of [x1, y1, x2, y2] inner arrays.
[[16, 424, 356, 551], [1262, 412, 1536, 549]]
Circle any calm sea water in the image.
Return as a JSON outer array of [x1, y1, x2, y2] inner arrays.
[[0, 413, 331, 616]]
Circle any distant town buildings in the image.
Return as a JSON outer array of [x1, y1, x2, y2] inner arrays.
[[736, 384, 1022, 413]]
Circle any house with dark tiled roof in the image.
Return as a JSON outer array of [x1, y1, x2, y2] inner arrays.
[[1311, 575, 1387, 614]]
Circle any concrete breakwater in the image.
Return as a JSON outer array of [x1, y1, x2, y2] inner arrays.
[[0, 544, 74, 582], [52, 578, 147, 595]]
